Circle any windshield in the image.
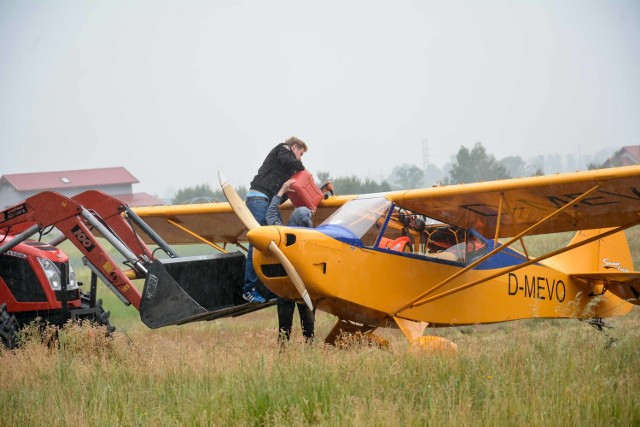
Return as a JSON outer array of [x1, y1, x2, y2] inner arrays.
[[318, 195, 526, 267], [320, 195, 483, 264], [321, 195, 392, 239]]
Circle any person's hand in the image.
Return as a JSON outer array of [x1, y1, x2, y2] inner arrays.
[[278, 178, 296, 196]]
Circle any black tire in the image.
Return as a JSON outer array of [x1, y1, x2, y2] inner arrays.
[[79, 292, 116, 334], [0, 303, 18, 349]]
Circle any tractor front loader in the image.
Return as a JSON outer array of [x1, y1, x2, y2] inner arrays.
[[0, 190, 266, 347]]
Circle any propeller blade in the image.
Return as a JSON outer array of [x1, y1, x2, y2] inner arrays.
[[268, 241, 313, 311], [219, 171, 313, 311], [218, 171, 260, 231]]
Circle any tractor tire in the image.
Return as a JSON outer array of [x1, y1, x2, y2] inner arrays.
[[79, 292, 116, 334], [0, 303, 18, 349]]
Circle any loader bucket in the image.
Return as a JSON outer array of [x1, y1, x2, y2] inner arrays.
[[140, 252, 247, 329]]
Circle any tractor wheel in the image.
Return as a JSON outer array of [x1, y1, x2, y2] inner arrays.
[[0, 303, 18, 349], [80, 292, 116, 334]]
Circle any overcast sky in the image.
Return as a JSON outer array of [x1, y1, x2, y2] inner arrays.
[[1, 1, 639, 197]]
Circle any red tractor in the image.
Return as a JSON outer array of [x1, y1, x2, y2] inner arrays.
[[0, 190, 268, 348], [0, 233, 113, 348]]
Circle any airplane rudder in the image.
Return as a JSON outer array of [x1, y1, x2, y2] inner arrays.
[[545, 228, 634, 274], [571, 228, 634, 273]]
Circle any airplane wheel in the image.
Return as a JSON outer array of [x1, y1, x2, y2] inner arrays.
[[411, 335, 458, 354], [333, 331, 390, 349], [365, 333, 390, 349], [0, 303, 18, 349]]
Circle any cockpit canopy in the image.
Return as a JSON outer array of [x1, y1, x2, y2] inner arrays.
[[318, 194, 491, 265]]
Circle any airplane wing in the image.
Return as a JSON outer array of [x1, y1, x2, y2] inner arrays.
[[571, 271, 640, 304], [388, 165, 640, 238], [131, 195, 354, 245], [132, 165, 640, 244]]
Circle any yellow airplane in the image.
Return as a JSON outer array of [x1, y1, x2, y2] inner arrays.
[[133, 165, 640, 350]]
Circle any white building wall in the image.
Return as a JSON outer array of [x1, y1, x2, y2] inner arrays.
[[0, 183, 132, 209]]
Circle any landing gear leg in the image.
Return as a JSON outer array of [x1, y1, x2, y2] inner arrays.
[[586, 317, 617, 348]]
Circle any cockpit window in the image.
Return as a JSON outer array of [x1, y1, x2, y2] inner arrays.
[[373, 205, 465, 256], [380, 206, 487, 263], [321, 195, 489, 264], [321, 196, 392, 240]]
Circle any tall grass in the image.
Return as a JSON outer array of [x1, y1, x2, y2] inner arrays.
[[1, 307, 639, 426], [3, 230, 637, 425]]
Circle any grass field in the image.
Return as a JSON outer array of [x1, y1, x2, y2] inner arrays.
[[2, 233, 640, 425], [1, 296, 639, 426]]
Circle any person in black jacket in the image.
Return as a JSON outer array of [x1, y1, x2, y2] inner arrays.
[[265, 178, 315, 343], [242, 137, 307, 303]]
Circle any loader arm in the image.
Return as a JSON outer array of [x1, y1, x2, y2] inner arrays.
[[1, 190, 272, 329], [0, 191, 144, 309], [72, 190, 157, 262]]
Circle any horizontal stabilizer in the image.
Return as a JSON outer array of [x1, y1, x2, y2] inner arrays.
[[571, 272, 640, 305]]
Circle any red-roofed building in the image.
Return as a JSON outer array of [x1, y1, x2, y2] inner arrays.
[[601, 145, 640, 168], [0, 167, 165, 208]]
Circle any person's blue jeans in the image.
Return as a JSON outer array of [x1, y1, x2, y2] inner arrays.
[[243, 196, 269, 294]]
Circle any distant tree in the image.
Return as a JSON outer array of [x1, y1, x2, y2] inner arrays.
[[236, 185, 248, 199], [361, 178, 392, 193], [424, 163, 445, 187], [447, 142, 510, 184], [172, 183, 216, 204], [331, 176, 360, 194], [172, 183, 246, 204], [316, 170, 331, 185], [332, 175, 391, 195], [531, 166, 544, 176], [499, 156, 527, 178], [389, 164, 425, 188], [587, 162, 599, 170], [544, 153, 563, 173], [529, 155, 545, 175], [211, 185, 247, 202]]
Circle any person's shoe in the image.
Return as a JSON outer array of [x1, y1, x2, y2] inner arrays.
[[242, 289, 266, 303]]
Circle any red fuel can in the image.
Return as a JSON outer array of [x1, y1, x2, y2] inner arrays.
[[287, 170, 323, 210]]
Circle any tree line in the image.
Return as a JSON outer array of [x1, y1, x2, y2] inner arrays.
[[172, 142, 614, 204]]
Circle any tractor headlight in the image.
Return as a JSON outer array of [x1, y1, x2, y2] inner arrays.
[[39, 258, 62, 290], [68, 265, 78, 290]]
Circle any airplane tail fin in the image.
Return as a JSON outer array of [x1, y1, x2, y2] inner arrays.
[[544, 228, 640, 305], [543, 228, 634, 274]]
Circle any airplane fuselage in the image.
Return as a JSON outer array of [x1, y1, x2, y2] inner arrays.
[[252, 226, 631, 328]]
